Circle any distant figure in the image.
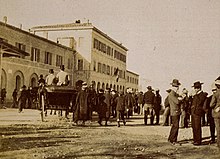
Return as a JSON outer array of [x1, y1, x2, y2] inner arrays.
[[180, 88, 190, 128], [104, 88, 112, 126], [56, 65, 70, 86], [97, 89, 107, 126], [162, 89, 171, 126], [45, 69, 56, 86], [11, 88, 18, 108], [38, 74, 45, 86], [116, 91, 126, 127], [1, 88, 7, 104], [143, 86, 155, 125], [17, 85, 27, 113], [154, 89, 162, 125], [26, 86, 33, 109], [73, 82, 89, 126], [137, 91, 144, 115]]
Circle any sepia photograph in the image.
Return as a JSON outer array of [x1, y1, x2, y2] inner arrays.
[[0, 0, 220, 158]]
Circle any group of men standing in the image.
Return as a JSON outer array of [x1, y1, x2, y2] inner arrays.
[[167, 77, 220, 148]]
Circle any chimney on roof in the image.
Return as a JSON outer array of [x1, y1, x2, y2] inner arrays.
[[3, 16, 7, 24], [75, 20, 81, 23], [19, 24, 22, 29]]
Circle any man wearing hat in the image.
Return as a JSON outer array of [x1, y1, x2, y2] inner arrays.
[[143, 86, 155, 125], [168, 79, 182, 145], [210, 76, 220, 147], [180, 88, 190, 128], [56, 65, 70, 86], [162, 89, 171, 126], [190, 81, 208, 145], [73, 82, 89, 125], [204, 82, 217, 144], [17, 85, 27, 113]]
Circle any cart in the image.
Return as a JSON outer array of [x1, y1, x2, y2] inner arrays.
[[40, 85, 78, 121]]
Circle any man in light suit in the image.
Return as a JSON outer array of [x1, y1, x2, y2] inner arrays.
[[168, 79, 183, 145]]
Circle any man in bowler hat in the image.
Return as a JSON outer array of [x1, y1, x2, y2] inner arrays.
[[190, 81, 207, 145]]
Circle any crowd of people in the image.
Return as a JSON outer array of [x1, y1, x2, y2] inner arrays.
[[165, 77, 220, 148], [1, 64, 220, 148]]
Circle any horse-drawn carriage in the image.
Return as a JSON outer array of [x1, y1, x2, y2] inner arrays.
[[39, 85, 78, 121]]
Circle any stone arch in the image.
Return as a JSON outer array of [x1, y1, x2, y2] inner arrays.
[[113, 84, 116, 91], [1, 69, 7, 89], [106, 83, 109, 89], [13, 70, 25, 90], [91, 81, 96, 90], [120, 85, 122, 91], [102, 82, 105, 90], [110, 84, 112, 89], [117, 85, 119, 92], [30, 73, 38, 87], [97, 82, 101, 92]]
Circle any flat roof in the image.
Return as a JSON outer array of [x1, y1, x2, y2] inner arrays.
[[31, 22, 128, 51], [126, 70, 139, 77]]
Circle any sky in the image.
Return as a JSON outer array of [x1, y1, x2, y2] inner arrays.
[[0, 0, 219, 96]]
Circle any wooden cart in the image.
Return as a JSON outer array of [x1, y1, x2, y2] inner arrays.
[[40, 85, 77, 121]]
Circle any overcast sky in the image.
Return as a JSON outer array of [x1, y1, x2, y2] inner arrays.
[[0, 0, 219, 95]]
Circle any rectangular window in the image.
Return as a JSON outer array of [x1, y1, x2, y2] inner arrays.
[[107, 65, 110, 75], [78, 59, 83, 71], [15, 42, 26, 51], [56, 55, 63, 66], [98, 62, 102, 73], [93, 61, 96, 71], [68, 58, 71, 69], [31, 47, 40, 62], [102, 64, 106, 74], [44, 51, 52, 65]]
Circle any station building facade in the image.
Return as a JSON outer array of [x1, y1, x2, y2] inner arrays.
[[0, 21, 76, 101], [126, 70, 139, 92], [31, 22, 132, 92]]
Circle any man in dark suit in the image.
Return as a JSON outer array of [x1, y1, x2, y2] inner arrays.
[[168, 79, 182, 145], [190, 81, 208, 145]]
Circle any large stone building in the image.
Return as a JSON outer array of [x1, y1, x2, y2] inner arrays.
[[0, 20, 139, 102], [0, 21, 75, 101], [31, 21, 135, 92]]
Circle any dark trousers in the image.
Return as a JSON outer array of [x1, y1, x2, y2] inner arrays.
[[192, 114, 202, 144], [154, 109, 160, 125], [144, 108, 154, 125], [208, 115, 215, 141], [117, 110, 125, 122], [214, 118, 220, 147], [168, 115, 180, 143]]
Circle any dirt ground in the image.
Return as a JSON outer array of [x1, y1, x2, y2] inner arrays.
[[0, 109, 220, 159]]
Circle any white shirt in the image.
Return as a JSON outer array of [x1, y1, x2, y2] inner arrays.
[[56, 70, 69, 86], [45, 74, 55, 85]]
